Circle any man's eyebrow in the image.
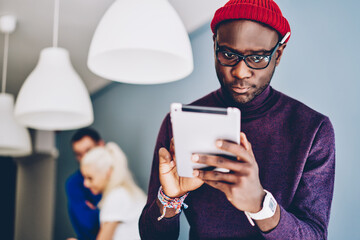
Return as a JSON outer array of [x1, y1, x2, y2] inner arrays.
[[217, 43, 273, 54]]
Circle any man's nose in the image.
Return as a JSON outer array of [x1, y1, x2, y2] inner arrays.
[[231, 59, 252, 79]]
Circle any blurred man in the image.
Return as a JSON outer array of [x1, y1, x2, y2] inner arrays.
[[66, 128, 104, 240]]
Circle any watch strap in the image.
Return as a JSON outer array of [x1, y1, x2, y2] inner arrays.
[[244, 190, 277, 225]]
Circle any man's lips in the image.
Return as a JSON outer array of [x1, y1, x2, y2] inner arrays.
[[231, 86, 251, 94]]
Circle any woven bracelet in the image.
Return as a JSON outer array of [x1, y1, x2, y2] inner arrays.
[[157, 186, 189, 221]]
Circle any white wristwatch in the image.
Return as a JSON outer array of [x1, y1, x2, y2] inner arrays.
[[244, 190, 277, 226]]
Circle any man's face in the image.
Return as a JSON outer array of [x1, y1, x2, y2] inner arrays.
[[214, 20, 286, 104], [72, 136, 103, 163]]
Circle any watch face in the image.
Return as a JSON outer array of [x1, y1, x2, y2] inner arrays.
[[269, 198, 276, 212]]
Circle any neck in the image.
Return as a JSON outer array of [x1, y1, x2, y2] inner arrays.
[[218, 85, 279, 121]]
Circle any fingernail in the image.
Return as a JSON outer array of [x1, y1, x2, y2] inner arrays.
[[192, 154, 199, 162], [242, 132, 247, 141], [216, 140, 223, 148], [193, 170, 199, 177]]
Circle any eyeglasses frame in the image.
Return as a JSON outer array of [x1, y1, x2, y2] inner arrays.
[[215, 32, 291, 70]]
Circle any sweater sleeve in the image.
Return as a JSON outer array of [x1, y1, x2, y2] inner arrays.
[[66, 172, 100, 240], [262, 117, 335, 240], [139, 114, 181, 240]]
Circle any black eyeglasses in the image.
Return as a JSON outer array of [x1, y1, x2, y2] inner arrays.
[[215, 32, 290, 70]]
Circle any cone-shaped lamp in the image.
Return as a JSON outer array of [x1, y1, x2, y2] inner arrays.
[[0, 15, 32, 157], [0, 94, 32, 156], [14, 0, 93, 130], [87, 0, 193, 84]]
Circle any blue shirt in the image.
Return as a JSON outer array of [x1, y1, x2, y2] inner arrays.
[[66, 170, 102, 240]]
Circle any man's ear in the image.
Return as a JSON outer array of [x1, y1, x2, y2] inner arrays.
[[275, 43, 287, 66], [213, 35, 216, 50]]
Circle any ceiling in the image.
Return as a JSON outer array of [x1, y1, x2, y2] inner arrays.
[[0, 0, 227, 96]]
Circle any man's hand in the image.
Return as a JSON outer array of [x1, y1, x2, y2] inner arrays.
[[192, 132, 265, 213], [191, 132, 280, 231], [159, 139, 204, 198], [85, 200, 97, 210]]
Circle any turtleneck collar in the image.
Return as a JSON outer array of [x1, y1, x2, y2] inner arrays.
[[216, 85, 280, 121]]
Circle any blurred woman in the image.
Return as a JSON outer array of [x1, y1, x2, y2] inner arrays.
[[81, 142, 146, 240]]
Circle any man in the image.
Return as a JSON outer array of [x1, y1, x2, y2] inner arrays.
[[139, 0, 335, 239], [66, 128, 105, 240]]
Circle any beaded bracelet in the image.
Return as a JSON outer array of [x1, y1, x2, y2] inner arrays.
[[157, 186, 189, 221]]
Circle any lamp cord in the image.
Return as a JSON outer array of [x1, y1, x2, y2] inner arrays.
[[1, 33, 9, 94], [52, 0, 60, 48]]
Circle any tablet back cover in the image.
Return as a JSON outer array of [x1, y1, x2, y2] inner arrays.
[[170, 103, 240, 178]]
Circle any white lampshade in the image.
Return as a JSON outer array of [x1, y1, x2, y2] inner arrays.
[[87, 0, 194, 84], [0, 93, 32, 157], [14, 47, 94, 130]]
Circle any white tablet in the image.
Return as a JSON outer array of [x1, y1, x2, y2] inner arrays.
[[170, 103, 241, 178]]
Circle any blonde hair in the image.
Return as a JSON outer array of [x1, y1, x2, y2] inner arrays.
[[81, 142, 145, 207]]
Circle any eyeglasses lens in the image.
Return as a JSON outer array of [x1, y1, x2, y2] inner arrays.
[[217, 51, 270, 69]]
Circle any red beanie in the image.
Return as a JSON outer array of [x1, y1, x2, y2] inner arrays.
[[211, 0, 291, 43]]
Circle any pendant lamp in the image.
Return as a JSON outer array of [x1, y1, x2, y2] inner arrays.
[[14, 0, 93, 130], [87, 0, 194, 84], [0, 15, 32, 157]]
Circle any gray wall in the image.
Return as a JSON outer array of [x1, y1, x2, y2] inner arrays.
[[54, 1, 360, 239], [274, 1, 360, 239], [15, 154, 56, 240]]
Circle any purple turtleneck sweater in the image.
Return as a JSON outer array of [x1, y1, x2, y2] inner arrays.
[[139, 86, 335, 240]]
